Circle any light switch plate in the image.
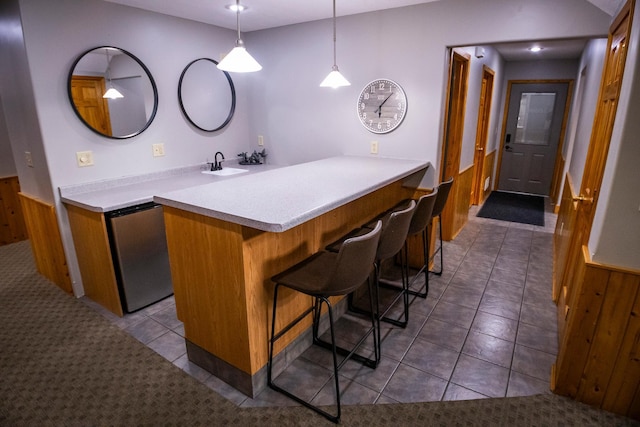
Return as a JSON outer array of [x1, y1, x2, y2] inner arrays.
[[76, 151, 94, 167], [370, 141, 379, 154], [258, 135, 264, 146], [24, 151, 34, 168], [152, 143, 165, 157]]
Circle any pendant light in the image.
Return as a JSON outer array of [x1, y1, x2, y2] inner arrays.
[[320, 0, 350, 88], [217, 0, 262, 73], [103, 48, 124, 99]]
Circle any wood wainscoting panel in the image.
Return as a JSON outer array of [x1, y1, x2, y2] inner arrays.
[[554, 174, 578, 303], [66, 204, 122, 316], [481, 150, 496, 203], [442, 164, 473, 241], [0, 176, 28, 245], [18, 193, 72, 293], [163, 207, 252, 372], [163, 180, 416, 376], [553, 245, 640, 420]]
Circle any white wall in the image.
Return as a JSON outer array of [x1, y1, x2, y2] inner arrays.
[[589, 0, 640, 269], [4, 0, 253, 294], [0, 0, 53, 199], [244, 0, 610, 183], [18, 0, 251, 190], [0, 0, 612, 295]]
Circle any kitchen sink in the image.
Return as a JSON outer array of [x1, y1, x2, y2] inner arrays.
[[202, 167, 248, 176]]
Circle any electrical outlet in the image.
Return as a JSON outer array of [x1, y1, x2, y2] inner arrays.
[[152, 143, 165, 157], [370, 141, 379, 154], [258, 135, 264, 146], [24, 151, 34, 168], [76, 151, 94, 167]]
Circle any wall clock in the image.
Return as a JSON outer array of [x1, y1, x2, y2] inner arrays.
[[357, 78, 407, 134]]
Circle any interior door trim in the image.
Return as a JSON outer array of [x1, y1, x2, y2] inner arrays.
[[495, 79, 573, 201]]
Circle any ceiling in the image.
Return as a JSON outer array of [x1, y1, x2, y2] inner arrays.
[[103, 0, 622, 60], [104, 0, 623, 32]]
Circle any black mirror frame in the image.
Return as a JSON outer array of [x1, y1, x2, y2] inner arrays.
[[67, 46, 159, 139], [178, 58, 236, 132]]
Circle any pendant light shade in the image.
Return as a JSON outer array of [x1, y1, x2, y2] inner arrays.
[[320, 65, 350, 88], [103, 48, 124, 99], [320, 0, 350, 88], [217, 1, 262, 73], [103, 87, 124, 99]]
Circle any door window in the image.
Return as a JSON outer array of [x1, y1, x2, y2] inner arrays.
[[515, 92, 556, 145]]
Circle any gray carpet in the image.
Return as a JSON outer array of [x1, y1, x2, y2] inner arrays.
[[1, 240, 637, 426]]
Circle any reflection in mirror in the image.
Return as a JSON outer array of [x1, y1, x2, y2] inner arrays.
[[178, 58, 236, 132], [68, 46, 158, 139]]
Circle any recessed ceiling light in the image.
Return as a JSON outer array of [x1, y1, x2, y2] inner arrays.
[[529, 46, 543, 52], [226, 4, 247, 12]]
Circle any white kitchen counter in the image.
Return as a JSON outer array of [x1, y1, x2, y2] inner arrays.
[[154, 156, 429, 232], [59, 163, 275, 212]]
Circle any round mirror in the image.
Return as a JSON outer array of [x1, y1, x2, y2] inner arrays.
[[67, 46, 158, 139], [178, 58, 236, 132]]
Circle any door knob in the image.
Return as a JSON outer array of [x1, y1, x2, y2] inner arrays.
[[573, 195, 594, 203], [505, 145, 512, 151]]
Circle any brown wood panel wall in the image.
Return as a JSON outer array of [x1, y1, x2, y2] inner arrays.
[[18, 193, 72, 293], [164, 180, 417, 375], [553, 245, 640, 420], [554, 175, 578, 303], [442, 164, 473, 241], [481, 150, 496, 203], [66, 204, 123, 316], [0, 176, 28, 245]]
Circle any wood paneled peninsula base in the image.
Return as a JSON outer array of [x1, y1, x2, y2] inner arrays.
[[155, 156, 430, 397]]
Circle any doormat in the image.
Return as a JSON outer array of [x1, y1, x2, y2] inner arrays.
[[477, 191, 545, 226]]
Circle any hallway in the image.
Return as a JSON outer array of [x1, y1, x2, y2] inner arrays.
[[82, 202, 559, 407]]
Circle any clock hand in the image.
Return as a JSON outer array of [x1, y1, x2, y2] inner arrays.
[[377, 93, 394, 118]]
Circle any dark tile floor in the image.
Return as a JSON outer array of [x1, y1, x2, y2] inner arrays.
[[83, 202, 558, 408]]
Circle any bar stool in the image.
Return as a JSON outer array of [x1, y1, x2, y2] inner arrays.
[[267, 221, 382, 424], [326, 200, 417, 330], [430, 177, 454, 276], [403, 189, 438, 299]]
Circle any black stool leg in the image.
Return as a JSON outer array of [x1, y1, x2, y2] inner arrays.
[[406, 224, 431, 299], [268, 289, 341, 423], [431, 214, 444, 276]]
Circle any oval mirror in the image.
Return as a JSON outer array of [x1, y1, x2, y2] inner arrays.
[[178, 58, 236, 132], [67, 46, 158, 139]]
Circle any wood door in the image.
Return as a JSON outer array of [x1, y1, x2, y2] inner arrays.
[[497, 82, 569, 195], [561, 1, 633, 307], [440, 51, 470, 240], [471, 66, 495, 205], [70, 76, 112, 136]]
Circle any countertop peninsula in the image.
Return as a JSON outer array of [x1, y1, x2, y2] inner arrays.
[[154, 156, 429, 232], [59, 162, 274, 212]]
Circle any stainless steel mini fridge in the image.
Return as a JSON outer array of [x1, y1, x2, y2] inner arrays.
[[106, 202, 173, 313]]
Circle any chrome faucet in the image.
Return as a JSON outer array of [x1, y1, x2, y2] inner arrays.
[[213, 151, 225, 171]]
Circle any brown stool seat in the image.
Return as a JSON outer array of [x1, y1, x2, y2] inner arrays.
[[268, 221, 382, 424], [326, 200, 417, 329], [403, 189, 438, 298]]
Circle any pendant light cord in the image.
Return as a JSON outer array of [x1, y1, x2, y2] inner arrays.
[[236, 0, 241, 42], [332, 0, 337, 67]]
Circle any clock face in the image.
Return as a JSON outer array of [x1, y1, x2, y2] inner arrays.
[[357, 79, 407, 134]]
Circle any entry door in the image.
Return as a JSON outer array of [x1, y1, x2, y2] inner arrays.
[[498, 82, 568, 195], [559, 0, 633, 301]]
